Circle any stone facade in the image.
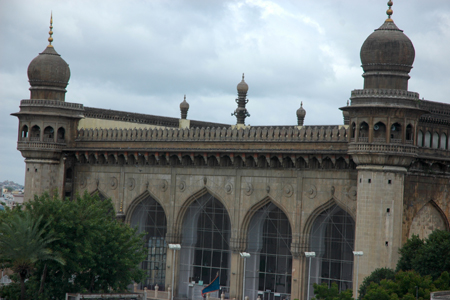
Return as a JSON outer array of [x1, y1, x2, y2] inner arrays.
[[11, 8, 450, 300]]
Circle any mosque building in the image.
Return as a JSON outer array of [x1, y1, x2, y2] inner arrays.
[[12, 2, 450, 300]]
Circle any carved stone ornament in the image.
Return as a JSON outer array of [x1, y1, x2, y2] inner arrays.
[[244, 183, 253, 196], [203, 177, 207, 185], [179, 181, 186, 192], [127, 178, 135, 191], [331, 186, 335, 196], [225, 182, 233, 194], [161, 180, 168, 192], [79, 175, 87, 188], [110, 177, 118, 190], [266, 185, 270, 193], [307, 185, 317, 199], [284, 184, 294, 198], [347, 186, 357, 200]]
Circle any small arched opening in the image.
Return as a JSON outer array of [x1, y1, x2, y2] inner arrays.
[[425, 131, 432, 148], [417, 130, 424, 147], [43, 126, 54, 142], [405, 124, 413, 144], [390, 122, 402, 143], [440, 133, 447, 150], [21, 125, 29, 140], [373, 122, 386, 142], [57, 127, 65, 143], [358, 122, 369, 142], [30, 125, 41, 141]]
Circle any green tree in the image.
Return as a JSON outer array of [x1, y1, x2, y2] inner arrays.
[[0, 212, 65, 300], [358, 268, 395, 299], [313, 282, 353, 300], [396, 230, 450, 280], [0, 192, 146, 300]]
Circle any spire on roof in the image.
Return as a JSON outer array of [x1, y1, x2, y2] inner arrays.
[[386, 1, 393, 22], [48, 12, 54, 47]]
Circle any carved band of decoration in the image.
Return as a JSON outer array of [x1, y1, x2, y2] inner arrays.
[[244, 183, 253, 196], [179, 181, 186, 192], [307, 185, 317, 199], [110, 177, 118, 190], [348, 143, 417, 155], [351, 89, 419, 99], [284, 184, 294, 198], [20, 99, 84, 110], [17, 141, 65, 150], [225, 182, 233, 194], [126, 178, 135, 191], [75, 125, 348, 143]]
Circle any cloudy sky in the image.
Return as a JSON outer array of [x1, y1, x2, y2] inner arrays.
[[1, 0, 450, 185]]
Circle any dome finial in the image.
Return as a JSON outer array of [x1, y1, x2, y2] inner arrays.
[[386, 1, 393, 22], [242, 73, 244, 80], [48, 12, 54, 47]]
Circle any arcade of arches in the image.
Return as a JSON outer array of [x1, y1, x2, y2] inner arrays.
[[126, 191, 357, 300]]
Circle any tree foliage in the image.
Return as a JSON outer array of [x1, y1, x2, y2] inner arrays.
[[396, 230, 450, 280], [0, 212, 64, 300], [358, 268, 395, 299], [312, 282, 353, 300], [0, 192, 146, 300]]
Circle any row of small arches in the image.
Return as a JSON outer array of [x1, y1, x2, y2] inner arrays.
[[417, 130, 450, 150], [21, 125, 65, 143], [350, 122, 413, 142], [76, 152, 356, 170]]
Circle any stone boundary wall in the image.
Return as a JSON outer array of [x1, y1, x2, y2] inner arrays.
[[76, 125, 348, 143]]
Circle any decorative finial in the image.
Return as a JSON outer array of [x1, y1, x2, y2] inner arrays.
[[386, 1, 393, 22], [347, 99, 349, 106], [301, 101, 303, 108], [242, 73, 245, 80], [48, 12, 54, 47]]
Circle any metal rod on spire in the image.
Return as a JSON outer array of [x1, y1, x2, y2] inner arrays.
[[48, 12, 54, 47]]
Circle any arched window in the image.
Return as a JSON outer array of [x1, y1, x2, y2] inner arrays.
[[405, 124, 413, 143], [21, 125, 28, 140], [373, 122, 386, 142], [424, 131, 432, 148], [358, 122, 369, 142], [440, 133, 447, 150], [432, 132, 439, 148], [309, 204, 355, 295], [43, 126, 54, 142], [390, 122, 402, 143], [245, 202, 292, 300], [30, 125, 40, 141], [417, 130, 424, 147], [350, 122, 356, 139], [57, 127, 65, 142], [179, 193, 230, 298], [130, 194, 167, 290]]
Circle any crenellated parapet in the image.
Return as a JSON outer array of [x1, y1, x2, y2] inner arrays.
[[76, 125, 348, 143]]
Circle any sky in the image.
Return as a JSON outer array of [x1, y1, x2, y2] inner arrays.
[[1, 0, 450, 185]]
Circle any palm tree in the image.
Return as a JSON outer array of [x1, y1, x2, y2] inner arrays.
[[0, 212, 65, 300]]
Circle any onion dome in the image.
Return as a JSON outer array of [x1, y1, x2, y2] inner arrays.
[[237, 73, 248, 93], [360, 1, 415, 90], [296, 102, 306, 126], [27, 14, 71, 101], [180, 95, 190, 119]]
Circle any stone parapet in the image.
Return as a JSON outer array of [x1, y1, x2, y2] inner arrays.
[[351, 89, 419, 100], [76, 125, 348, 143], [20, 99, 84, 110]]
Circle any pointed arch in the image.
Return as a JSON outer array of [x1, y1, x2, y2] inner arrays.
[[125, 189, 167, 224], [304, 198, 355, 295], [126, 190, 168, 290], [90, 189, 108, 201], [177, 188, 231, 297], [409, 200, 449, 239]]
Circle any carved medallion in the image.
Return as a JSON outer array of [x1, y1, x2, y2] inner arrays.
[[284, 184, 294, 198], [179, 181, 186, 192], [244, 183, 253, 196], [126, 178, 135, 191], [79, 175, 87, 188], [109, 177, 118, 190], [307, 185, 317, 199], [225, 183, 233, 194], [161, 180, 168, 192]]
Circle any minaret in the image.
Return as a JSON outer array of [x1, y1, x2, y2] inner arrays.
[[179, 95, 190, 129], [27, 14, 71, 101], [296, 102, 306, 126], [340, 1, 429, 294], [232, 74, 250, 127], [12, 15, 83, 201]]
